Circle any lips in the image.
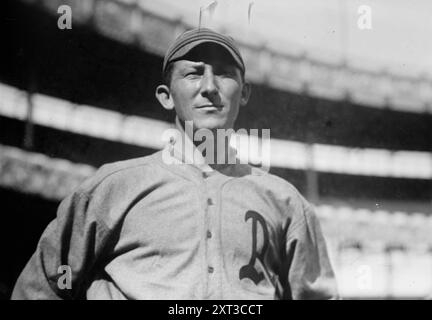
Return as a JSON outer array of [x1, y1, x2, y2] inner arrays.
[[196, 104, 223, 110]]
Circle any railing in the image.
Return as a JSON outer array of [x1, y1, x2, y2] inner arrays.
[[2, 82, 431, 179]]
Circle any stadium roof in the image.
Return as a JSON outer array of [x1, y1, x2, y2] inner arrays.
[[145, 0, 432, 79], [22, 0, 432, 114]]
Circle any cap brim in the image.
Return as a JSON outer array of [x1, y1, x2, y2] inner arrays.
[[167, 39, 244, 73], [163, 28, 245, 75]]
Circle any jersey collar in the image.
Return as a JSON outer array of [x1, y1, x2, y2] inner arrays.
[[165, 117, 239, 174]]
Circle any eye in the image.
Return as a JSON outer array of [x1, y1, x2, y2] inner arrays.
[[215, 65, 236, 77], [184, 69, 202, 79]]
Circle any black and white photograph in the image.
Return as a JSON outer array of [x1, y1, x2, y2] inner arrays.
[[1, 0, 432, 301]]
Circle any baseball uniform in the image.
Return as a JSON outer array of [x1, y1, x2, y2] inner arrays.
[[12, 119, 338, 300]]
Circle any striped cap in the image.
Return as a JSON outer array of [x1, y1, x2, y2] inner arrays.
[[163, 28, 245, 75]]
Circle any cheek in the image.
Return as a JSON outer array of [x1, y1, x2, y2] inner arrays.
[[172, 85, 196, 107], [224, 86, 243, 107]]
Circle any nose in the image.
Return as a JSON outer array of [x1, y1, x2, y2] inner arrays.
[[200, 67, 218, 99]]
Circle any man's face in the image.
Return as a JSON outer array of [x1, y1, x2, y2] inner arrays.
[[166, 44, 248, 131]]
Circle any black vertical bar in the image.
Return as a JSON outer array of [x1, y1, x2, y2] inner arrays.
[[306, 144, 319, 203], [23, 73, 36, 150]]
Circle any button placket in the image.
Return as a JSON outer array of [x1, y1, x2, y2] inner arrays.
[[204, 173, 219, 293], [202, 171, 214, 290]]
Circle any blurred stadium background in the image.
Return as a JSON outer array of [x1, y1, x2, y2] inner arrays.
[[1, 0, 432, 299]]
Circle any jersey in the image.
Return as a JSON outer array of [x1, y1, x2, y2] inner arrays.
[[11, 130, 338, 300]]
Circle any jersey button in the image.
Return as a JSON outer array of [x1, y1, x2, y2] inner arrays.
[[208, 266, 214, 273], [207, 230, 212, 238], [202, 171, 211, 178], [207, 198, 214, 205]]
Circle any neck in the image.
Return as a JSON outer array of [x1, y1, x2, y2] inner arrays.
[[175, 117, 235, 168]]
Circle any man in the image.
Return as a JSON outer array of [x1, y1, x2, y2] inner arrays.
[[12, 28, 338, 299]]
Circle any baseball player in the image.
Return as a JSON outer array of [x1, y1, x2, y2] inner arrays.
[[12, 28, 338, 300]]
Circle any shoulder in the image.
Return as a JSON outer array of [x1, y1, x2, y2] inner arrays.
[[74, 151, 164, 197], [246, 166, 316, 222], [58, 151, 167, 227]]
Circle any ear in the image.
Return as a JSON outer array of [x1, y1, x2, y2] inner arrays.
[[240, 82, 251, 106], [155, 85, 175, 110]]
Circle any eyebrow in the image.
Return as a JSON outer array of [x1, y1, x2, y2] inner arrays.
[[181, 61, 205, 68], [176, 60, 240, 78]]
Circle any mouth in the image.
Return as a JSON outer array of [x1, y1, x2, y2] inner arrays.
[[196, 104, 223, 111]]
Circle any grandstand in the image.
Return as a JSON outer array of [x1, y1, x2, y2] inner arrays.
[[1, 0, 431, 299]]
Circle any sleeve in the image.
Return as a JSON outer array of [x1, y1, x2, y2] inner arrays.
[[283, 198, 339, 300], [11, 191, 110, 300]]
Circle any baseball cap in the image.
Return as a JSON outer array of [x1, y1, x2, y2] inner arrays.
[[163, 28, 245, 76]]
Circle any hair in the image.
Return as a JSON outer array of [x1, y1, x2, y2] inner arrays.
[[163, 62, 175, 86]]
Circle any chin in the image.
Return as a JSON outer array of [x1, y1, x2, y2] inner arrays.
[[194, 118, 230, 131]]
